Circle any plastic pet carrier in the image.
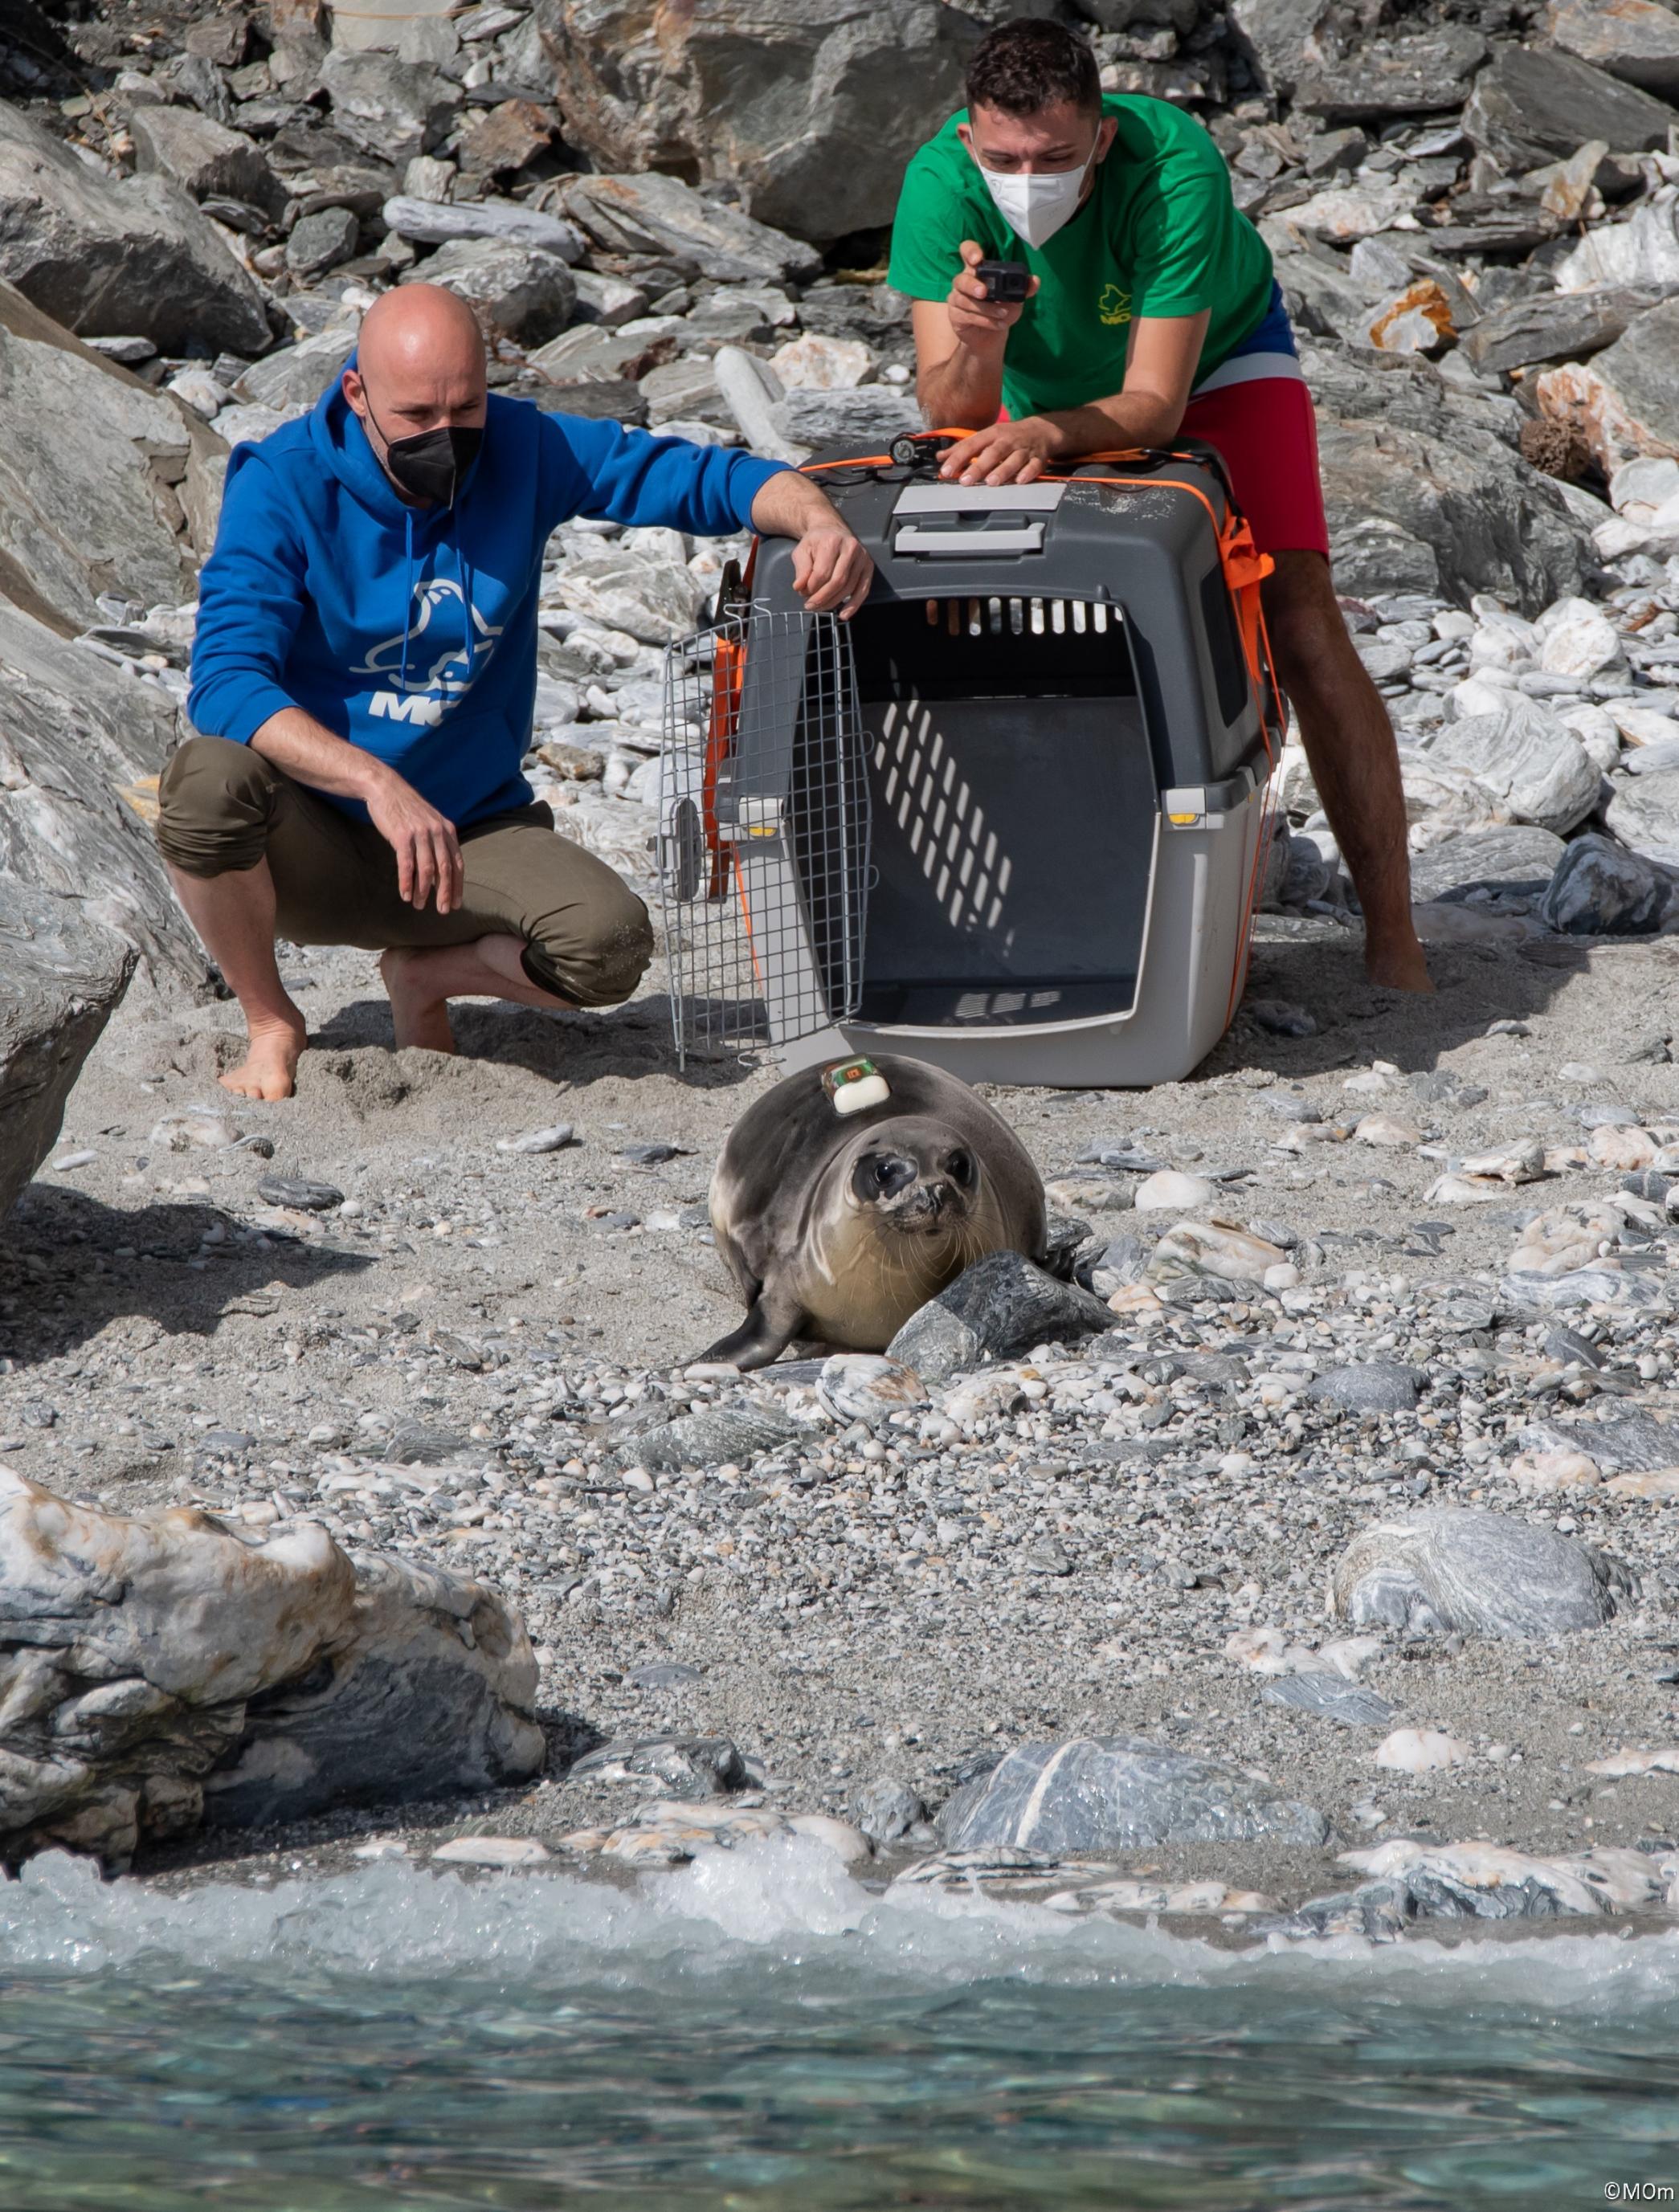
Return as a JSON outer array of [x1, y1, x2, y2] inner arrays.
[[658, 438, 1283, 1088]]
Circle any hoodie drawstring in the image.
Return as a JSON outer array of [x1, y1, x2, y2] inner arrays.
[[400, 508, 415, 697]]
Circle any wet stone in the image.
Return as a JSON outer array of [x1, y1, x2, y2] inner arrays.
[[908, 1252, 1114, 1365], [852, 1777, 929, 1846], [568, 1734, 750, 1799], [884, 1302, 982, 1387], [938, 1736, 1330, 1853]]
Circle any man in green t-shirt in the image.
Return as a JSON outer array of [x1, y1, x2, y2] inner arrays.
[[888, 18, 1429, 994]]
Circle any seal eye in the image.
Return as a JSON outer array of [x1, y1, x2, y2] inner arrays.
[[857, 1153, 917, 1202], [946, 1149, 975, 1190]]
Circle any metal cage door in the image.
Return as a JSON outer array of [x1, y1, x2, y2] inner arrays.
[[658, 608, 871, 1067]]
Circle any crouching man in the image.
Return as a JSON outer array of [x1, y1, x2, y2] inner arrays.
[[161, 283, 872, 1100], [889, 17, 1430, 993]]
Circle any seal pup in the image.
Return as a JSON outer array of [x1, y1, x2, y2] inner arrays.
[[701, 1053, 1046, 1369]]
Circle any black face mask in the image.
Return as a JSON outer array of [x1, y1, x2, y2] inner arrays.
[[366, 403, 484, 507]]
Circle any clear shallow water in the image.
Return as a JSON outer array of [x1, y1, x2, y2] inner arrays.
[[4, 1842, 1679, 2211]]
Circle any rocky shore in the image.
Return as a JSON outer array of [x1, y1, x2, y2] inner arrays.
[[10, 0, 1679, 1940]]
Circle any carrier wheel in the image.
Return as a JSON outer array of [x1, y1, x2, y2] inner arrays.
[[889, 434, 921, 467], [664, 796, 706, 904]]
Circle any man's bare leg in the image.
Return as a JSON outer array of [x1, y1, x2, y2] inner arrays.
[[165, 858, 310, 1100], [1261, 550, 1432, 994], [379, 933, 575, 1053]]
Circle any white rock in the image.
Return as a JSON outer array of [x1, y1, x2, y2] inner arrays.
[[1534, 598, 1622, 681], [1610, 455, 1679, 518], [495, 1123, 576, 1154], [1375, 1727, 1470, 1773], [1585, 1745, 1679, 1777], [786, 1813, 874, 1863], [1134, 1169, 1215, 1211], [433, 1835, 552, 1867], [1556, 702, 1623, 773], [1427, 706, 1599, 835], [1608, 701, 1679, 749], [1509, 1448, 1601, 1495], [1148, 1218, 1286, 1287], [768, 333, 873, 390], [1285, 182, 1417, 239]]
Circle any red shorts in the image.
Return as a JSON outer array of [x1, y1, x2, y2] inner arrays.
[[999, 369, 1330, 557], [1179, 370, 1330, 558]]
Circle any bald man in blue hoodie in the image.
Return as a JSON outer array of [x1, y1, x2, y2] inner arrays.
[[161, 284, 873, 1100]]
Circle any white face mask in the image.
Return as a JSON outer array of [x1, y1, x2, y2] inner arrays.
[[974, 137, 1097, 249]]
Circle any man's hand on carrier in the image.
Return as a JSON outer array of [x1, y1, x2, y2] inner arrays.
[[790, 526, 873, 617], [938, 415, 1063, 486], [751, 471, 873, 617]]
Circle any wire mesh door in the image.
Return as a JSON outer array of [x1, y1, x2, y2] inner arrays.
[[659, 608, 871, 1067]]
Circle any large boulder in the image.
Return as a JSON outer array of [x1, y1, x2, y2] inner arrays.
[[1548, 0, 1679, 100], [0, 102, 270, 354], [562, 169, 819, 284], [128, 105, 285, 217], [0, 1467, 545, 1867], [0, 885, 133, 1224], [1425, 708, 1599, 835], [1463, 43, 1677, 172], [0, 598, 205, 990], [1536, 297, 1679, 471], [538, 0, 1011, 243], [0, 281, 224, 631], [1332, 1507, 1636, 1639], [400, 237, 578, 345]]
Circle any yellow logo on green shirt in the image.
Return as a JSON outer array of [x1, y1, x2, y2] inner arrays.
[[1098, 284, 1132, 326]]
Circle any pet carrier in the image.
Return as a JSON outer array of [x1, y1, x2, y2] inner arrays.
[[658, 439, 1282, 1087]]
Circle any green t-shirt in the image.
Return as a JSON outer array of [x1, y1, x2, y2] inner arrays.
[[887, 95, 1274, 418]]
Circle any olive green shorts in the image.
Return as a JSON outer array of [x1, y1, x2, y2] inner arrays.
[[157, 735, 653, 1008]]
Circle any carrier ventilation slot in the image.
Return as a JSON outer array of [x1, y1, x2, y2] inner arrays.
[[924, 597, 1111, 639]]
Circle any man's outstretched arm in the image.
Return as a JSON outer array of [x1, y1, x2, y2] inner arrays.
[[748, 469, 873, 617], [931, 308, 1211, 486]]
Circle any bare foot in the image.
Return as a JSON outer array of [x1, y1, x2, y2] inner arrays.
[[221, 1012, 308, 1101], [380, 948, 458, 1055], [1365, 930, 1435, 994]]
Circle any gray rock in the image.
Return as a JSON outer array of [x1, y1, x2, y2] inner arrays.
[[1260, 1672, 1398, 1727], [938, 1735, 1330, 1853], [1461, 290, 1654, 378], [386, 1421, 472, 1467], [627, 1661, 702, 1689], [713, 343, 802, 463], [639, 350, 726, 429], [1305, 355, 1588, 611], [1464, 43, 1677, 171], [1549, 0, 1679, 101], [235, 327, 357, 411], [1294, 27, 1486, 119], [257, 1175, 344, 1211], [285, 205, 360, 276], [1521, 1406, 1679, 1475], [318, 54, 458, 167], [0, 104, 269, 354], [0, 601, 205, 989], [0, 1467, 543, 1866], [1426, 708, 1599, 835], [884, 1301, 982, 1386], [1604, 767, 1679, 869], [538, 0, 984, 241], [613, 1405, 797, 1472], [402, 236, 577, 345], [1332, 1507, 1637, 1639], [1540, 831, 1672, 936], [553, 551, 706, 643], [129, 107, 283, 216], [568, 1732, 748, 1798], [1550, 296, 1679, 475], [529, 316, 684, 385], [382, 193, 586, 259], [852, 1776, 929, 1846], [770, 386, 922, 456], [901, 1252, 1113, 1369], [563, 170, 819, 284], [0, 292, 223, 629], [1305, 1363, 1421, 1414], [1409, 826, 1567, 908], [0, 886, 134, 1222], [1224, 0, 1334, 99]]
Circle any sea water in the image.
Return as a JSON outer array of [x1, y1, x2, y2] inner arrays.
[[3, 1837, 1679, 2210]]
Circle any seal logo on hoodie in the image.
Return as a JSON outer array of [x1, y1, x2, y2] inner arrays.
[[354, 575, 504, 728]]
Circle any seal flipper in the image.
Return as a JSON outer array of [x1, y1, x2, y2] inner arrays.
[[698, 1291, 806, 1372]]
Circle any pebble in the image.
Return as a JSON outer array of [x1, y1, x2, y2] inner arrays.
[[1375, 1727, 1471, 1773], [256, 1176, 344, 1212], [1134, 1170, 1215, 1211], [433, 1836, 553, 1867], [496, 1124, 578, 1153]]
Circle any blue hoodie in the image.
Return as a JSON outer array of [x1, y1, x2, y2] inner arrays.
[[186, 374, 788, 830]]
